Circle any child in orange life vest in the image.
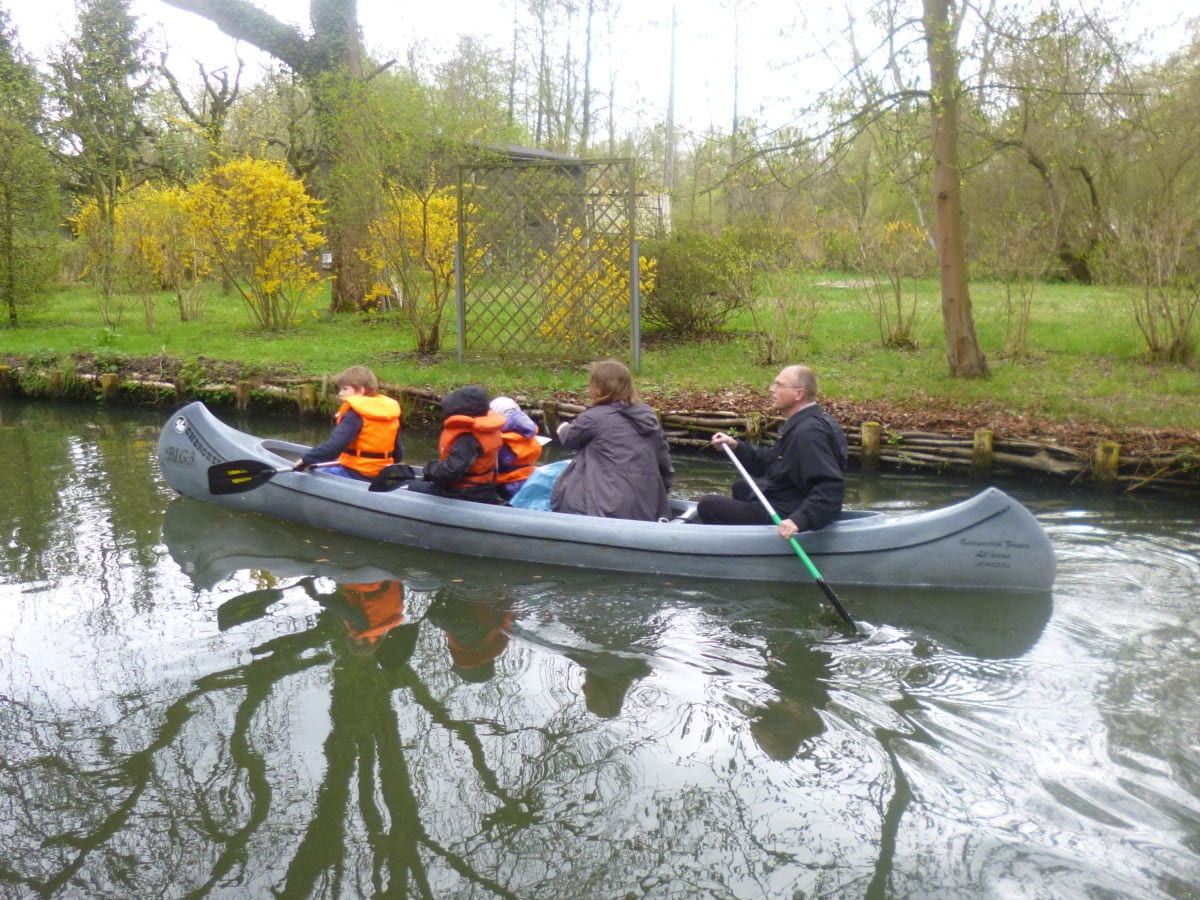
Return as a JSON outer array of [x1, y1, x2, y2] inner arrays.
[[489, 395, 544, 499], [407, 385, 507, 503], [295, 366, 404, 480]]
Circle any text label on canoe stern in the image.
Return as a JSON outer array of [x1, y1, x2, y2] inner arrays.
[[169, 415, 222, 466], [960, 537, 1033, 570]]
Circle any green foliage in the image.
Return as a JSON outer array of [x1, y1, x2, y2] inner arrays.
[[49, 0, 153, 297], [858, 220, 934, 349], [0, 11, 59, 327], [0, 120, 59, 327], [641, 226, 754, 337]]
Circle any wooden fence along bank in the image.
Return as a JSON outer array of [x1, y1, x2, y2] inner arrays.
[[1, 364, 1196, 494]]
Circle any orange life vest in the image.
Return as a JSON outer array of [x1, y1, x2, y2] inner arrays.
[[496, 432, 544, 484], [446, 603, 513, 671], [336, 394, 402, 478], [438, 411, 507, 488], [340, 580, 405, 643]]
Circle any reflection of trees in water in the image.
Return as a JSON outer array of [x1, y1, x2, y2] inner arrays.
[[4, 580, 634, 897], [1, 570, 897, 897]]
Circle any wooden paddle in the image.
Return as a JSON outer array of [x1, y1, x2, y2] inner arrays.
[[719, 443, 858, 632], [207, 459, 339, 495]]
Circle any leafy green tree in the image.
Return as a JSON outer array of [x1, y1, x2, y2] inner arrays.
[[0, 8, 60, 327], [48, 0, 153, 297], [972, 5, 1143, 283]]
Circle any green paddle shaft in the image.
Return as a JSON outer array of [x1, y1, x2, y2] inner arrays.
[[719, 442, 856, 630]]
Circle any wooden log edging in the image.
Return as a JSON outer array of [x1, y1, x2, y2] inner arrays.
[[2, 364, 1196, 494]]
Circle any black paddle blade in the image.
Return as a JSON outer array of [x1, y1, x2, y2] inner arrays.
[[368, 463, 418, 493], [216, 587, 285, 631], [815, 578, 858, 633], [374, 622, 420, 671], [207, 459, 284, 495]]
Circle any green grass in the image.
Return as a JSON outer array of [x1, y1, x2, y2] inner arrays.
[[3, 277, 1196, 431]]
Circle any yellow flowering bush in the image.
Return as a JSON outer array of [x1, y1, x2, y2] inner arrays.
[[535, 222, 655, 352], [187, 158, 326, 331], [360, 173, 482, 354], [69, 198, 122, 327]]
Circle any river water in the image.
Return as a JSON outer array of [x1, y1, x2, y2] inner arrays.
[[1, 399, 1198, 899]]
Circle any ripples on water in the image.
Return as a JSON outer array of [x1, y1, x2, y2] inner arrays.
[[1, 402, 1199, 898]]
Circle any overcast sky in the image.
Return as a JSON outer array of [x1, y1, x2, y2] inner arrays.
[[10, 0, 1198, 136]]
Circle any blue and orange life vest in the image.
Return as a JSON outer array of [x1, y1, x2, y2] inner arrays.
[[438, 411, 506, 489], [336, 394, 402, 478], [496, 431, 544, 485]]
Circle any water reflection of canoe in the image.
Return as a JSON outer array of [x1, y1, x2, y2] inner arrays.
[[164, 499, 1052, 658], [162, 497, 408, 591], [157, 401, 1056, 592]]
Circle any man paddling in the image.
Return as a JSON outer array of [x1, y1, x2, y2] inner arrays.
[[697, 364, 848, 541]]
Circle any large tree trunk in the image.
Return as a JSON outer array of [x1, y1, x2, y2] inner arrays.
[[160, 0, 369, 309], [922, 0, 987, 378]]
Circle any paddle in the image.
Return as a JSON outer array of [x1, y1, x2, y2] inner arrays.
[[719, 443, 857, 632], [207, 459, 338, 495], [216, 586, 286, 631], [368, 463, 420, 493]]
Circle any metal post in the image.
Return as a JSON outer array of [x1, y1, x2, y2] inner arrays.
[[628, 159, 640, 373], [631, 237, 641, 373], [454, 240, 464, 365]]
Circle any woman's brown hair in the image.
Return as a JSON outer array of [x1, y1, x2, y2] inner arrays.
[[588, 359, 635, 405]]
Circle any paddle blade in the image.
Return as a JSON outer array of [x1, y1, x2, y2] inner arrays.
[[369, 463, 418, 493], [207, 459, 283, 495], [216, 587, 285, 631]]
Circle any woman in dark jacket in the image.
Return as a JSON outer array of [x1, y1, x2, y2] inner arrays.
[[551, 359, 674, 521]]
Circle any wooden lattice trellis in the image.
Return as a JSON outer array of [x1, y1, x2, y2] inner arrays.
[[454, 158, 642, 365]]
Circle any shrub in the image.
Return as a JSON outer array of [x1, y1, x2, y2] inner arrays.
[[641, 226, 753, 337]]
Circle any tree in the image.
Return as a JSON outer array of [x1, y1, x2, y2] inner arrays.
[[973, 6, 1143, 284], [49, 0, 153, 297], [0, 9, 60, 327], [158, 50, 246, 172], [922, 0, 986, 376], [159, 0, 373, 310]]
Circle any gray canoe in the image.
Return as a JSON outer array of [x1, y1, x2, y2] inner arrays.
[[156, 401, 1057, 592]]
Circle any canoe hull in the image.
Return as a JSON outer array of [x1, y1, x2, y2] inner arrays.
[[157, 402, 1057, 591]]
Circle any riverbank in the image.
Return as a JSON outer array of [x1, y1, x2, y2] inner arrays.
[[3, 351, 1196, 493]]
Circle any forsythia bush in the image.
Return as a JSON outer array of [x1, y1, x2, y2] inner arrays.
[[360, 175, 481, 354], [187, 158, 326, 331], [536, 222, 655, 352]]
